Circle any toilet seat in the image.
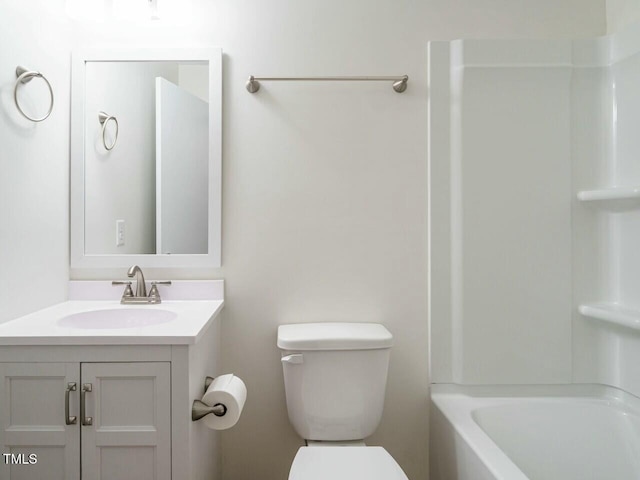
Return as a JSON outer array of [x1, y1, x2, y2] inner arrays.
[[288, 446, 408, 480]]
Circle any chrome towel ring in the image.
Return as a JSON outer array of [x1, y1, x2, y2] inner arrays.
[[14, 65, 54, 122], [98, 111, 119, 151]]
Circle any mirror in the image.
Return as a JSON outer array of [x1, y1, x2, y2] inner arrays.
[[71, 48, 221, 268]]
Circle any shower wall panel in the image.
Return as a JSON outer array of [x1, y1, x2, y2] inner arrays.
[[429, 39, 574, 384]]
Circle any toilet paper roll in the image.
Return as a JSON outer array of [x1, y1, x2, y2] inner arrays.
[[201, 374, 247, 430]]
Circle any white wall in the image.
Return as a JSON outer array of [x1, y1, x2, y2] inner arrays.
[[0, 1, 72, 323], [178, 65, 208, 103], [1, 0, 606, 479], [607, 0, 640, 32]]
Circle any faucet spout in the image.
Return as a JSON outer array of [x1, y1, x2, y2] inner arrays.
[[127, 265, 147, 297]]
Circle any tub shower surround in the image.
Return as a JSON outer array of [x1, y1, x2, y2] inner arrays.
[[429, 21, 640, 480]]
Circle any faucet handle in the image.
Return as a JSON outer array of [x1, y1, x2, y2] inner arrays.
[[148, 281, 171, 303], [149, 281, 171, 295], [112, 281, 134, 299]]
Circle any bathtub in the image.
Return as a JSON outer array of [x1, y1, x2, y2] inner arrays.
[[430, 384, 640, 480]]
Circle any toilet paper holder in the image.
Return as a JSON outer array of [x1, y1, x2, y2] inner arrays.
[[192, 376, 228, 421]]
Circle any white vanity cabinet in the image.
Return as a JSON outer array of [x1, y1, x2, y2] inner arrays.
[[0, 284, 224, 480], [0, 320, 222, 480], [0, 362, 170, 480]]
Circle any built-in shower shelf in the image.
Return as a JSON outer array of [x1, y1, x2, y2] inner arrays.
[[579, 303, 640, 331], [577, 186, 640, 210]]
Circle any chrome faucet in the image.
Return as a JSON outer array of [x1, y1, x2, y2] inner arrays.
[[127, 265, 147, 297], [112, 265, 171, 304]]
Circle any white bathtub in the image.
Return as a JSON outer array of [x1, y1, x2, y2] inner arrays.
[[430, 384, 640, 480]]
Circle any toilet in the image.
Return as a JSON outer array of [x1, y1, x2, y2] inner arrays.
[[277, 322, 408, 480]]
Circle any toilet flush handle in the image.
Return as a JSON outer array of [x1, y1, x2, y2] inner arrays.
[[281, 354, 304, 365]]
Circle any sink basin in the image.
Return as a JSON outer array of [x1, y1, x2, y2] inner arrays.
[[57, 308, 177, 329]]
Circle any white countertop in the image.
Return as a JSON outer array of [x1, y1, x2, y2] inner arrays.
[[0, 280, 224, 346]]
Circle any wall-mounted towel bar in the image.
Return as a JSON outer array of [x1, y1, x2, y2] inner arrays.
[[14, 66, 54, 122], [98, 111, 119, 151], [245, 75, 408, 93]]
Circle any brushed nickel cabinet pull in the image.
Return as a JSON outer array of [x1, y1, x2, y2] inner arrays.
[[81, 383, 93, 426], [65, 382, 77, 425]]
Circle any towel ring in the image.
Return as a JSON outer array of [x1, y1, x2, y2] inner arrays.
[[98, 111, 119, 151], [14, 66, 54, 122]]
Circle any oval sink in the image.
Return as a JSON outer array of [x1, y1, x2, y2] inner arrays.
[[57, 309, 177, 329]]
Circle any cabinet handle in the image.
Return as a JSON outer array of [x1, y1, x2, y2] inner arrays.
[[81, 383, 93, 426], [65, 382, 77, 425]]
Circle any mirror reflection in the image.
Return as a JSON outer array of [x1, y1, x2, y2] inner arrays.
[[84, 61, 209, 255]]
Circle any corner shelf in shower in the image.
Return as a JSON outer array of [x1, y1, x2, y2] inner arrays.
[[579, 303, 640, 331], [577, 186, 640, 210]]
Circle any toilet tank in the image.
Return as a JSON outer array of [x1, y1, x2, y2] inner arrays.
[[277, 323, 393, 441]]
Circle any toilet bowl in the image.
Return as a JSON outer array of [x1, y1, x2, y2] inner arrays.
[[289, 446, 407, 480], [277, 322, 408, 480]]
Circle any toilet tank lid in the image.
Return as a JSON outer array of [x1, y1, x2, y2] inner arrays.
[[277, 323, 393, 351]]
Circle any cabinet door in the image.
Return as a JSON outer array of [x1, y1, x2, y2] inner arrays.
[[0, 362, 80, 480], [80, 362, 171, 480]]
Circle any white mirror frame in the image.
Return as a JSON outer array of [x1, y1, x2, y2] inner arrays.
[[70, 47, 222, 269]]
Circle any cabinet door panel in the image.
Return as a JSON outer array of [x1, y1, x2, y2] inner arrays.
[[0, 363, 80, 480], [81, 363, 170, 480]]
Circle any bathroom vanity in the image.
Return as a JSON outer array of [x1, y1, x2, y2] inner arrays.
[[0, 280, 224, 480], [0, 45, 228, 479]]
